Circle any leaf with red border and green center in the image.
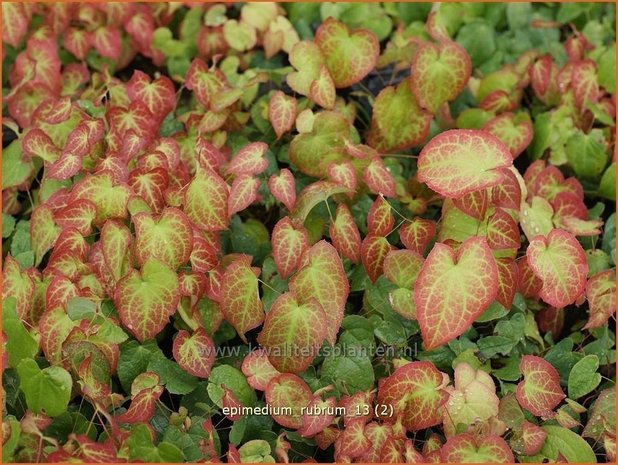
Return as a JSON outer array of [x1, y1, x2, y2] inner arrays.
[[65, 119, 105, 157], [328, 160, 357, 194], [357, 422, 392, 462], [2, 2, 29, 47], [268, 91, 297, 139], [367, 196, 394, 237], [186, 58, 228, 108], [54, 199, 97, 236], [417, 129, 513, 199], [440, 434, 514, 463], [289, 240, 349, 345], [128, 167, 169, 214], [258, 291, 327, 373], [521, 421, 548, 456], [518, 255, 543, 299], [225, 142, 269, 177], [376, 361, 449, 431], [265, 373, 313, 429], [127, 70, 175, 120], [69, 171, 130, 225], [221, 258, 264, 342], [39, 307, 76, 364], [335, 418, 371, 460], [491, 168, 522, 211], [299, 396, 337, 437], [526, 229, 588, 308], [495, 258, 519, 309], [309, 64, 336, 109], [399, 218, 436, 255], [31, 97, 72, 126], [46, 274, 79, 310], [172, 328, 215, 378], [329, 203, 362, 264], [411, 40, 471, 114], [268, 169, 296, 211], [117, 384, 164, 424], [584, 269, 616, 329], [363, 157, 396, 198], [101, 220, 132, 283], [452, 190, 489, 220], [367, 80, 432, 153], [486, 207, 520, 251], [63, 28, 92, 60], [384, 249, 424, 290], [287, 41, 325, 96], [133, 207, 193, 270], [47, 151, 83, 181], [22, 128, 61, 163], [516, 355, 565, 417], [290, 181, 351, 226], [31, 204, 61, 266], [184, 167, 229, 231], [314, 17, 379, 88], [483, 112, 533, 159], [228, 175, 260, 217], [571, 59, 599, 110], [242, 349, 280, 391], [92, 25, 121, 59], [361, 235, 393, 283], [415, 236, 498, 350], [272, 217, 310, 279], [115, 258, 180, 342], [2, 255, 35, 320], [190, 231, 220, 273]]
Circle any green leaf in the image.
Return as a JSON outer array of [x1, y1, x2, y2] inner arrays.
[[17, 359, 72, 417], [540, 425, 596, 463], [597, 45, 616, 94], [565, 131, 608, 179], [2, 297, 38, 368], [568, 355, 601, 400], [118, 340, 161, 392], [598, 163, 616, 201], [321, 350, 375, 394], [207, 364, 257, 407], [148, 355, 198, 395], [2, 140, 34, 189], [2, 213, 16, 238]]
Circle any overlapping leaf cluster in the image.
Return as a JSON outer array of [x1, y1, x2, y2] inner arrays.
[[2, 2, 616, 463]]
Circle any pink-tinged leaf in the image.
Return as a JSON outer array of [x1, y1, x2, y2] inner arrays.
[[290, 181, 351, 226], [491, 168, 522, 211], [31, 204, 61, 266], [63, 28, 93, 60], [225, 142, 269, 177], [128, 167, 169, 213], [184, 167, 229, 231], [287, 41, 324, 96], [299, 396, 337, 437], [190, 231, 220, 273], [39, 307, 76, 365], [559, 216, 603, 237], [45, 274, 79, 310], [309, 64, 336, 109], [384, 249, 424, 290], [411, 40, 471, 114], [268, 91, 297, 138], [127, 70, 175, 120], [452, 190, 489, 220], [530, 55, 557, 103], [335, 418, 371, 460], [518, 255, 543, 299], [367, 196, 395, 237], [65, 119, 105, 158], [221, 258, 264, 341], [115, 259, 180, 342], [242, 349, 280, 391], [486, 207, 521, 250], [70, 171, 130, 225], [2, 2, 29, 47], [101, 220, 132, 283], [516, 355, 565, 416], [483, 112, 533, 159], [328, 161, 357, 194], [172, 328, 215, 378], [22, 128, 61, 163], [268, 169, 296, 211], [400, 218, 436, 254], [2, 255, 35, 320], [116, 385, 164, 424], [258, 291, 327, 373], [228, 175, 260, 217], [265, 373, 313, 429], [31, 97, 72, 125], [363, 157, 396, 197], [340, 391, 374, 426], [479, 89, 519, 113], [70, 435, 118, 463], [584, 269, 616, 329], [289, 241, 349, 345], [521, 421, 548, 456], [272, 217, 310, 279], [496, 258, 519, 309], [536, 306, 564, 336], [60, 63, 90, 97], [133, 207, 194, 269], [47, 151, 83, 181], [526, 229, 588, 308], [441, 434, 514, 463], [361, 235, 393, 283], [415, 237, 498, 350], [571, 59, 599, 109], [417, 129, 513, 199], [185, 58, 228, 108], [92, 25, 121, 59], [329, 203, 362, 264], [377, 361, 449, 431], [314, 17, 379, 88]]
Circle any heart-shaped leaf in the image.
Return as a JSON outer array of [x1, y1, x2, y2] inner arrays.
[[516, 355, 565, 417], [363, 157, 396, 197], [226, 142, 269, 177], [441, 434, 513, 463], [483, 112, 533, 159], [228, 175, 260, 217], [361, 235, 392, 283], [172, 328, 215, 378], [272, 217, 310, 279], [268, 91, 297, 138], [367, 196, 394, 237], [266, 373, 313, 429], [2, 256, 34, 320], [584, 269, 616, 329], [31, 204, 60, 267], [521, 421, 548, 456], [415, 236, 498, 350], [127, 70, 175, 121], [268, 169, 296, 211], [329, 203, 362, 264], [399, 218, 436, 254], [290, 181, 350, 225], [184, 167, 229, 231], [54, 199, 97, 236], [241, 349, 280, 391]]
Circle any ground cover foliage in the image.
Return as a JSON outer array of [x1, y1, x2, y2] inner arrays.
[[1, 2, 617, 463]]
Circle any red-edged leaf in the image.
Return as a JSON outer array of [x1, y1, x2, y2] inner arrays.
[[128, 167, 169, 213], [127, 70, 175, 120], [411, 40, 471, 114], [521, 421, 548, 456], [241, 349, 280, 391], [2, 255, 35, 320], [536, 306, 564, 336], [258, 291, 327, 373], [299, 396, 337, 437], [184, 167, 229, 231], [186, 58, 228, 108], [225, 142, 269, 177], [190, 231, 220, 273], [272, 217, 310, 279], [133, 207, 193, 269], [363, 157, 396, 197], [314, 17, 379, 88], [483, 112, 533, 159], [417, 129, 513, 199], [65, 119, 105, 158], [361, 235, 392, 283], [22, 128, 61, 163], [516, 355, 565, 416], [268, 169, 296, 211], [328, 161, 357, 194], [290, 181, 351, 226], [63, 28, 93, 60], [70, 171, 130, 225], [2, 2, 30, 47], [571, 59, 599, 109], [39, 307, 76, 364], [415, 237, 498, 350], [367, 196, 395, 237], [584, 269, 616, 329], [495, 258, 519, 309], [31, 204, 61, 266], [172, 328, 215, 378], [115, 259, 180, 342], [526, 229, 588, 308], [329, 203, 362, 264], [265, 373, 313, 429], [399, 218, 436, 254], [92, 26, 121, 59], [452, 190, 489, 220], [335, 418, 371, 460], [101, 220, 132, 283], [486, 207, 520, 250], [518, 255, 543, 299], [45, 274, 79, 310], [221, 258, 264, 341], [268, 91, 297, 138], [384, 249, 423, 290], [117, 385, 164, 424], [376, 361, 449, 431], [309, 64, 336, 109], [289, 241, 349, 345], [47, 151, 83, 181], [491, 168, 522, 211], [31, 97, 72, 125], [228, 175, 260, 217], [441, 434, 514, 463]]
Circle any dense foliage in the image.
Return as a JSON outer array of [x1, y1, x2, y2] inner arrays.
[[2, 2, 616, 463]]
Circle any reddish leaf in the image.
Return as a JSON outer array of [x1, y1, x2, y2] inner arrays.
[[128, 167, 169, 213], [584, 269, 616, 329], [63, 28, 93, 60], [172, 328, 215, 378], [184, 167, 229, 231], [268, 169, 296, 211], [2, 2, 30, 47], [521, 421, 548, 456], [226, 142, 269, 177], [241, 349, 280, 391], [22, 128, 61, 163], [228, 175, 260, 217], [310, 64, 336, 109], [2, 255, 35, 320], [265, 373, 313, 429], [361, 235, 392, 283], [486, 207, 521, 250], [272, 217, 310, 279], [452, 190, 489, 220], [328, 161, 357, 194], [496, 258, 519, 309], [516, 355, 565, 417], [571, 59, 599, 109], [127, 70, 175, 120], [483, 112, 533, 159], [399, 218, 436, 254], [335, 418, 371, 460], [268, 91, 297, 138], [92, 26, 121, 59], [441, 434, 513, 463], [329, 203, 362, 264], [31, 204, 61, 266], [190, 231, 220, 273], [299, 396, 337, 437], [367, 196, 395, 237], [363, 157, 396, 197], [116, 385, 164, 424]]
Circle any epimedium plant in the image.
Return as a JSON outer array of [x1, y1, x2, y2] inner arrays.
[[1, 2, 616, 464]]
